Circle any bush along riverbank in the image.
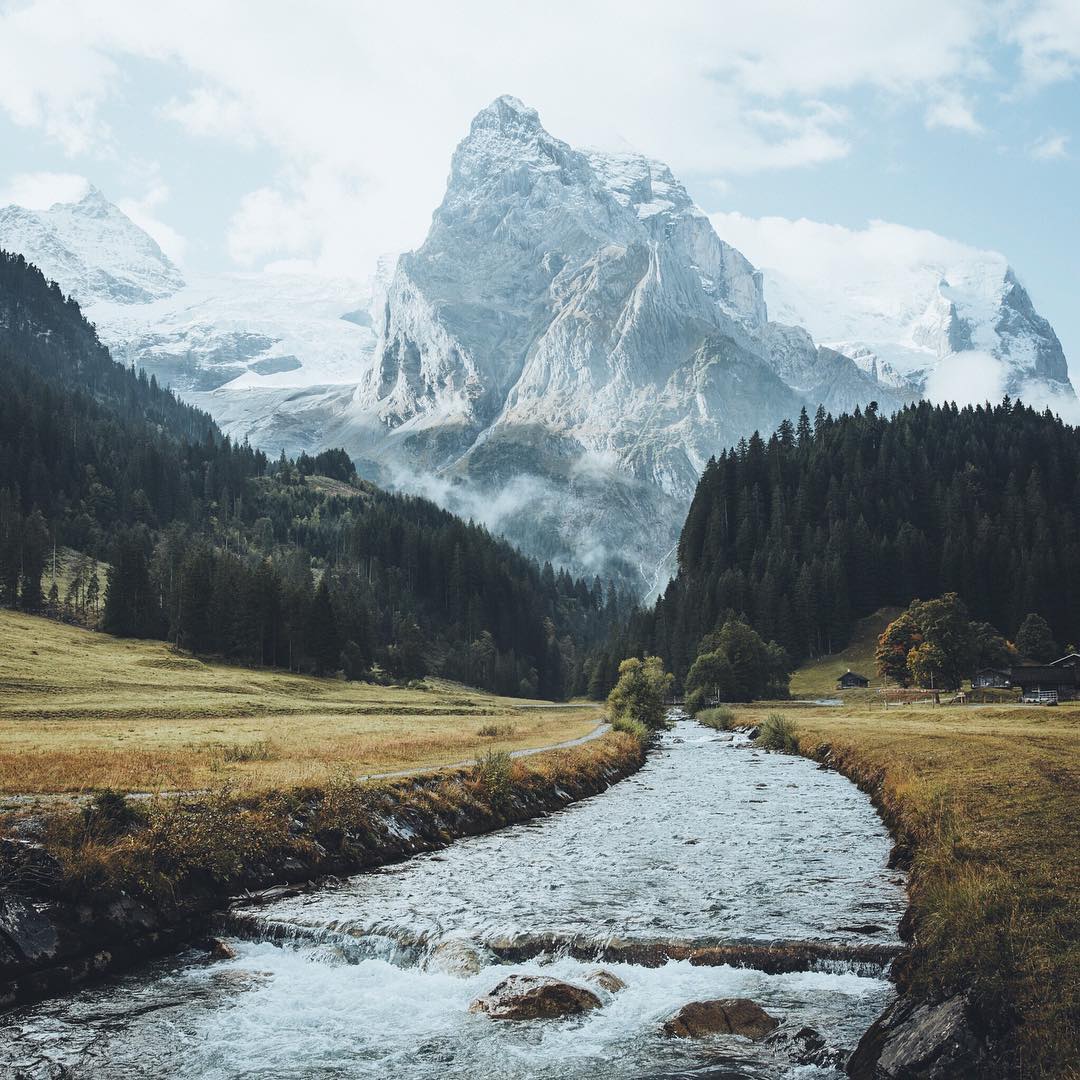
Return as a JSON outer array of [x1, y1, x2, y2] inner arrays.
[[0, 731, 646, 1012], [698, 703, 1078, 1080]]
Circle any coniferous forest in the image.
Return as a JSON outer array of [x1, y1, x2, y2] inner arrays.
[[600, 400, 1080, 689], [0, 251, 627, 697]]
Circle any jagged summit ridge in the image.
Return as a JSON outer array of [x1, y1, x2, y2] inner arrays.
[[340, 97, 909, 586]]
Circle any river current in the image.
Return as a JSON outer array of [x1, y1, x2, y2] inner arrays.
[[1, 720, 907, 1079]]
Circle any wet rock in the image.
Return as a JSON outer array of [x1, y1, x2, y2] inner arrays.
[[847, 993, 984, 1079], [469, 974, 602, 1020], [205, 937, 237, 961], [426, 938, 495, 977], [662, 998, 779, 1040], [584, 968, 626, 993], [790, 1026, 847, 1068]]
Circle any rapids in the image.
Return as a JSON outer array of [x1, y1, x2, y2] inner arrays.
[[1, 719, 907, 1079]]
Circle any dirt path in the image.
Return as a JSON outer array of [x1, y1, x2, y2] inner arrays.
[[0, 720, 612, 814]]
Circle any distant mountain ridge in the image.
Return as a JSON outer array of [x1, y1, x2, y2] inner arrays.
[[0, 97, 1074, 594]]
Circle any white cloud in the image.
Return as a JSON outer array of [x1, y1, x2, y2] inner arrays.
[[115, 184, 187, 265], [1008, 0, 1080, 87], [162, 87, 256, 146], [1030, 133, 1070, 160], [924, 94, 984, 134], [0, 0, 1004, 274], [924, 350, 1008, 407], [0, 170, 89, 207]]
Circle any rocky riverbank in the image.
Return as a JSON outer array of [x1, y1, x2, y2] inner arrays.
[[0, 731, 646, 1013], [801, 738, 1011, 1078]]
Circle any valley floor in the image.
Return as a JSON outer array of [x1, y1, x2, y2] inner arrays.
[[0, 610, 600, 800]]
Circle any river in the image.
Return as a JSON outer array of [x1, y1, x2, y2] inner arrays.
[[1, 719, 907, 1079]]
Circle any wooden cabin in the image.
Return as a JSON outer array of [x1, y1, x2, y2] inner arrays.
[[972, 668, 1011, 689], [1010, 664, 1078, 703], [837, 670, 870, 690]]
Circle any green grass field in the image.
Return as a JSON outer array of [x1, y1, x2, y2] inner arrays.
[[0, 610, 600, 796]]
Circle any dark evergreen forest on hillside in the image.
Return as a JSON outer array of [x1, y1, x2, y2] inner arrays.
[[0, 251, 626, 697], [597, 399, 1080, 689]]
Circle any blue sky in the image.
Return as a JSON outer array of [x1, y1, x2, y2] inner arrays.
[[0, 1, 1077, 368]]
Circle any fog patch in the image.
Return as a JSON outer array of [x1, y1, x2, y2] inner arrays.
[[924, 350, 1008, 407]]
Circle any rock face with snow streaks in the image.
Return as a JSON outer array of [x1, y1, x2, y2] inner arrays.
[[335, 96, 907, 587]]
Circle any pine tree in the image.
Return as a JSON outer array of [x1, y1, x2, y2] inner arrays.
[[306, 576, 340, 676]]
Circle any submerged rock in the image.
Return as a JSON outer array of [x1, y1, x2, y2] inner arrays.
[[768, 1024, 848, 1068], [205, 937, 237, 961], [584, 968, 627, 993], [662, 998, 779, 1040], [847, 993, 984, 1079], [425, 938, 495, 977], [469, 974, 602, 1020]]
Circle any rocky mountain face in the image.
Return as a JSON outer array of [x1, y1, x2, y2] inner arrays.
[[0, 99, 1073, 593], [323, 97, 911, 589]]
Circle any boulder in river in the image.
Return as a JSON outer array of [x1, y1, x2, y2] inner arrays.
[[662, 998, 779, 1040], [426, 938, 495, 977], [584, 968, 627, 993], [205, 937, 237, 961], [469, 974, 602, 1020]]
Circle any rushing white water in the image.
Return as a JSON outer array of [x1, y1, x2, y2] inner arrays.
[[1, 720, 907, 1080]]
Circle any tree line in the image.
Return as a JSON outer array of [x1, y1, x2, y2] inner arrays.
[[598, 398, 1080, 691], [0, 250, 629, 698]]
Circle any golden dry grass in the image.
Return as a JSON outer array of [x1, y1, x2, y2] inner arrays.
[[0, 610, 600, 796], [728, 698, 1080, 1076]]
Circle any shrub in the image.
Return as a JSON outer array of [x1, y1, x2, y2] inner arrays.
[[219, 739, 277, 763], [477, 722, 515, 738], [81, 789, 145, 840], [611, 714, 649, 744], [475, 749, 513, 808], [606, 656, 673, 731], [696, 707, 736, 732], [757, 713, 800, 753]]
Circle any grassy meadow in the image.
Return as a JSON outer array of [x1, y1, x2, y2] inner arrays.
[[0, 610, 601, 799]]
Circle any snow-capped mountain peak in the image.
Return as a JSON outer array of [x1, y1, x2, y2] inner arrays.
[[0, 185, 185, 305]]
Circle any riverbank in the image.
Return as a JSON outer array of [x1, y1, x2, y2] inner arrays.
[[727, 702, 1079, 1078], [0, 729, 646, 1012]]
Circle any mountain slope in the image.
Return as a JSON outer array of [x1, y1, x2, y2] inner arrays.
[[0, 189, 375, 396], [0, 250, 620, 698], [713, 213, 1076, 413], [0, 187, 184, 305], [320, 96, 909, 589]]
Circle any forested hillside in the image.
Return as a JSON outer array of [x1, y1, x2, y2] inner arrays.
[[0, 251, 626, 697], [605, 400, 1080, 687]]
